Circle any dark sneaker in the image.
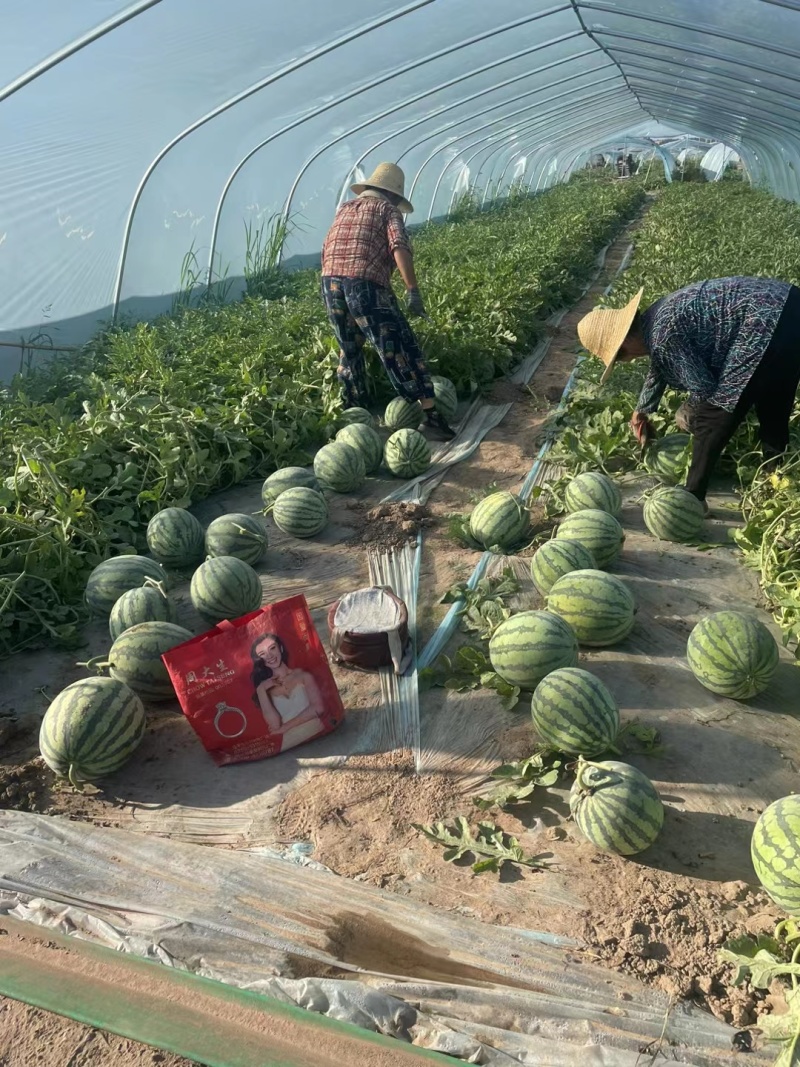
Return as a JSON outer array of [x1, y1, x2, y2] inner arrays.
[[424, 408, 456, 440]]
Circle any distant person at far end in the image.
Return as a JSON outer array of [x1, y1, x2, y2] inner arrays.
[[320, 162, 455, 439], [576, 276, 800, 513]]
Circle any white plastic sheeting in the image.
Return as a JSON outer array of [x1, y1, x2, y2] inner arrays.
[[2, 0, 800, 347], [701, 143, 742, 181]]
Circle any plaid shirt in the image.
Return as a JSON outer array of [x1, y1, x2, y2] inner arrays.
[[637, 277, 792, 414], [322, 194, 411, 290]]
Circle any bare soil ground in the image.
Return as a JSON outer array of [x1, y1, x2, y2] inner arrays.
[[2, 207, 796, 1056]]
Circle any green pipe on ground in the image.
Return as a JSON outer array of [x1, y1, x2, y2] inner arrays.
[[0, 916, 452, 1067]]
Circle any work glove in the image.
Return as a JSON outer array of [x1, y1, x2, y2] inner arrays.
[[630, 411, 655, 448], [406, 288, 427, 318]]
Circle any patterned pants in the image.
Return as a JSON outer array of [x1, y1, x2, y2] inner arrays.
[[321, 276, 434, 408]]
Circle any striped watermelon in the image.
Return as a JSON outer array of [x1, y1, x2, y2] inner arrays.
[[751, 795, 800, 913], [469, 491, 530, 553], [384, 429, 431, 478], [313, 441, 366, 493], [39, 677, 146, 786], [336, 423, 383, 474], [384, 396, 422, 430], [205, 513, 268, 566], [190, 556, 262, 621], [109, 582, 176, 641], [555, 509, 624, 569], [108, 621, 193, 701], [645, 434, 692, 485], [272, 487, 328, 538], [530, 539, 595, 596], [564, 472, 621, 518], [146, 508, 205, 568], [643, 486, 705, 543], [570, 757, 664, 856], [431, 376, 458, 421], [531, 668, 619, 756], [338, 407, 374, 427], [86, 555, 168, 616], [687, 610, 778, 699], [489, 610, 579, 691], [261, 467, 319, 507], [546, 569, 636, 647]]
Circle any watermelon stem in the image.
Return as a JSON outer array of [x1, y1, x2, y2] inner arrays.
[[67, 763, 85, 792], [76, 655, 110, 674]]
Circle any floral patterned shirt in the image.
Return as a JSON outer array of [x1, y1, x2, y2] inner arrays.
[[636, 277, 792, 414], [322, 193, 411, 290]]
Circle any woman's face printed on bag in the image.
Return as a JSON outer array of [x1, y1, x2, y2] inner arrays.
[[254, 637, 284, 670]]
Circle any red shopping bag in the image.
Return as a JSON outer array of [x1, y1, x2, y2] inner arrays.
[[162, 595, 344, 766]]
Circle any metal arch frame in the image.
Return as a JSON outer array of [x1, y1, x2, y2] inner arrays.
[[566, 0, 659, 124], [421, 86, 635, 220], [520, 108, 649, 191], [417, 73, 626, 216], [566, 137, 674, 182], [627, 66, 800, 124], [609, 44, 800, 107], [597, 27, 800, 86], [470, 101, 646, 206], [577, 0, 800, 64], [631, 73, 800, 130], [111, 0, 437, 315], [339, 51, 611, 210], [428, 98, 642, 219], [405, 68, 628, 205], [0, 0, 163, 104], [206, 6, 578, 279], [637, 86, 799, 142]]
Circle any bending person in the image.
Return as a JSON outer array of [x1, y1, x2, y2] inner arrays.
[[577, 277, 800, 511], [321, 162, 454, 439]]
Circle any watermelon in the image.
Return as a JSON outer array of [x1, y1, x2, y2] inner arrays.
[[146, 507, 205, 568], [530, 539, 595, 596], [109, 582, 175, 641], [469, 491, 530, 553], [546, 569, 636, 647], [272, 487, 328, 538], [643, 486, 705, 543], [39, 677, 146, 786], [86, 555, 168, 616], [384, 396, 422, 430], [261, 467, 319, 507], [687, 610, 779, 699], [531, 668, 619, 756], [645, 433, 692, 485], [489, 610, 579, 691], [570, 757, 664, 856], [751, 795, 800, 913], [555, 509, 624, 569], [384, 429, 431, 478], [338, 407, 374, 427], [336, 423, 383, 474], [431, 376, 458, 421], [190, 556, 262, 621], [107, 621, 193, 701], [313, 441, 366, 493], [564, 472, 621, 518], [205, 513, 268, 566]]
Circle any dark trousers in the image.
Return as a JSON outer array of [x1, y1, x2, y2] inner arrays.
[[321, 276, 434, 408], [684, 285, 800, 499]]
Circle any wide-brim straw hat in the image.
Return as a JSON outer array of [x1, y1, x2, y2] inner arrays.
[[351, 162, 414, 214], [577, 287, 644, 384]]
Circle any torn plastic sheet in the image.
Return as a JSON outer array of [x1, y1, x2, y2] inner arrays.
[[0, 811, 759, 1066]]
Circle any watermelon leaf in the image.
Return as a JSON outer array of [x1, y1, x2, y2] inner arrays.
[[475, 748, 564, 810], [413, 816, 550, 874]]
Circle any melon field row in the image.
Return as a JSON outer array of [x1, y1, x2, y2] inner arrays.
[[0, 173, 644, 657], [546, 180, 800, 655]]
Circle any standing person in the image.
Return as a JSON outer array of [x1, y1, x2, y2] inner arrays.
[[321, 162, 454, 439], [576, 277, 800, 511]]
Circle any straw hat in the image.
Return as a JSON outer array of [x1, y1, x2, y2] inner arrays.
[[351, 162, 414, 214], [577, 287, 644, 384]]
